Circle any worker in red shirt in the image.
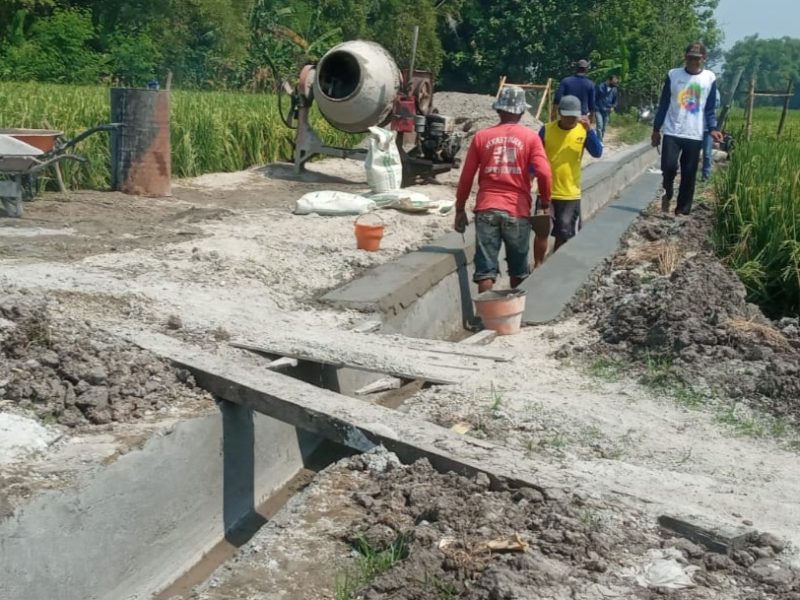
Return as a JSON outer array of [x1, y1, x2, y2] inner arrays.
[[455, 85, 553, 292]]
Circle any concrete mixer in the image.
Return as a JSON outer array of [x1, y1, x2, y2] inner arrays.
[[280, 38, 461, 187]]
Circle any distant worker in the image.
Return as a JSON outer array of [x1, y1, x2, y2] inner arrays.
[[595, 74, 619, 141], [702, 87, 722, 180], [652, 42, 722, 215], [534, 95, 603, 263], [553, 59, 596, 122], [455, 86, 553, 292]]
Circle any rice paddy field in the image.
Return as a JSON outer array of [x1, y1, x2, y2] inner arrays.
[[713, 106, 800, 318], [0, 82, 356, 189]]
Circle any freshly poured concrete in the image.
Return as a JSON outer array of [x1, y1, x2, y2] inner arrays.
[[1, 406, 314, 600], [520, 170, 661, 324]]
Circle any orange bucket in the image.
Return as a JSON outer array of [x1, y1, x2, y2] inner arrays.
[[473, 289, 527, 335], [354, 212, 385, 251]]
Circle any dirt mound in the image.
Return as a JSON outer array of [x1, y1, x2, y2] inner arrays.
[[433, 91, 543, 147], [0, 287, 211, 428], [571, 203, 800, 422], [342, 453, 799, 599]]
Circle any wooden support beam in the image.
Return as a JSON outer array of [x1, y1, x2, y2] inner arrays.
[[120, 330, 564, 494], [777, 79, 794, 137], [745, 78, 756, 141]]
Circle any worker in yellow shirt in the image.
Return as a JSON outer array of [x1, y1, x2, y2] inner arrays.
[[533, 95, 603, 266]]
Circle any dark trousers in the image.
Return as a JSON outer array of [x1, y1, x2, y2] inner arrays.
[[661, 134, 703, 214]]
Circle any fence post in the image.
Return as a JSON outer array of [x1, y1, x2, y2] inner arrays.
[[745, 78, 755, 141], [777, 78, 794, 137]]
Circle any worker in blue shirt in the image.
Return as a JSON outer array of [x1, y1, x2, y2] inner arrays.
[[595, 74, 619, 141], [553, 59, 596, 122]]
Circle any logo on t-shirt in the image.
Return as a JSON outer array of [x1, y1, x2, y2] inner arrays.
[[484, 136, 523, 174], [679, 83, 702, 114]]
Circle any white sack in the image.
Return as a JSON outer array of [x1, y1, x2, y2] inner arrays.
[[364, 126, 402, 193], [292, 190, 376, 216]]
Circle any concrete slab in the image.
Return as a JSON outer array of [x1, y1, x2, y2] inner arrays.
[[520, 170, 662, 324]]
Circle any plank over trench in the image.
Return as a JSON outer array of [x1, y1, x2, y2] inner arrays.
[[230, 328, 513, 385], [122, 330, 561, 492]]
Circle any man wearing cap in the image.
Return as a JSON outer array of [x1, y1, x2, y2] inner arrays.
[[552, 59, 596, 122], [455, 86, 553, 292], [535, 95, 603, 261], [652, 42, 722, 215]]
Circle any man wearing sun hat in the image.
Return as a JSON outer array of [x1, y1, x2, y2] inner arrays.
[[455, 85, 552, 292], [534, 95, 603, 262], [652, 41, 722, 215]]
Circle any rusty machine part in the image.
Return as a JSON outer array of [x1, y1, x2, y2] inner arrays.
[[281, 36, 460, 187]]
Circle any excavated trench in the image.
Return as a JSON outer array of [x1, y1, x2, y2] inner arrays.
[[1, 143, 657, 600]]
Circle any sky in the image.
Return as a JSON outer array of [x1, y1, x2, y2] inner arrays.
[[715, 0, 799, 48]]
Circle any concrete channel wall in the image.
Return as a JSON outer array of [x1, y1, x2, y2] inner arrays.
[[1, 406, 311, 600], [322, 142, 655, 333], [321, 142, 655, 397]]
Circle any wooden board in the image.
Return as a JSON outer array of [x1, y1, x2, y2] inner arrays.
[[117, 329, 563, 495], [658, 514, 754, 555], [229, 328, 513, 385]]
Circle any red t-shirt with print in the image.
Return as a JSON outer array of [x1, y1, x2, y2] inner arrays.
[[455, 123, 552, 218]]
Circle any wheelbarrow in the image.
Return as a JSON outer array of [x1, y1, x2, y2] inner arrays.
[[0, 123, 122, 218]]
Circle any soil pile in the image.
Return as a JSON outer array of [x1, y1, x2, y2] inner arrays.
[[342, 453, 799, 599], [0, 286, 211, 428], [434, 92, 543, 146], [571, 204, 800, 422]]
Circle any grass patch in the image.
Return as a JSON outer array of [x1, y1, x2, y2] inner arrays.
[[589, 357, 626, 381], [609, 112, 650, 144], [335, 536, 409, 600]]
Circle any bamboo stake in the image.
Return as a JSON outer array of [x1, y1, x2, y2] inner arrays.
[[745, 78, 755, 141], [535, 78, 551, 121], [496, 75, 507, 99], [777, 79, 794, 137]]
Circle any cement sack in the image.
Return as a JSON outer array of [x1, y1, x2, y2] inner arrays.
[[365, 190, 436, 213], [292, 191, 376, 216], [365, 126, 402, 193]]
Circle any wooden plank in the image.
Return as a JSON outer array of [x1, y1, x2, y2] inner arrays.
[[231, 327, 513, 366], [658, 514, 754, 555], [118, 330, 563, 493], [461, 330, 497, 346], [229, 340, 486, 385]]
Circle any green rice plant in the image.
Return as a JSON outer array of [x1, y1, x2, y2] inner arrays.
[[0, 82, 358, 189], [712, 127, 800, 317]]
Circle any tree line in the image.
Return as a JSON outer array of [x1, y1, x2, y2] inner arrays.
[[1, 0, 794, 106]]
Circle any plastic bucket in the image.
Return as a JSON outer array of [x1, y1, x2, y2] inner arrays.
[[473, 289, 527, 335], [354, 212, 384, 251]]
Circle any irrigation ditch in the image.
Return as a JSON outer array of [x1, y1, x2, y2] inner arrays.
[[2, 141, 800, 600]]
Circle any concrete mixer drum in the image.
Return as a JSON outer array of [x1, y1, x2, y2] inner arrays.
[[285, 38, 460, 186], [313, 41, 402, 133]]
